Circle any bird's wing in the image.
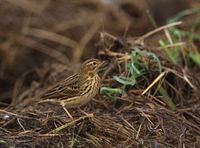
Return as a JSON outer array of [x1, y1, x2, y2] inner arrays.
[[39, 73, 80, 100]]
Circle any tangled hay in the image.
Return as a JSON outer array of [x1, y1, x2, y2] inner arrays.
[[0, 0, 200, 147]]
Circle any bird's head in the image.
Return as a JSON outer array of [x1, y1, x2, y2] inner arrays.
[[80, 58, 103, 76]]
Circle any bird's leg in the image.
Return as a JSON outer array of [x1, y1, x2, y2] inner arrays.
[[38, 99, 73, 119], [60, 101, 73, 120]]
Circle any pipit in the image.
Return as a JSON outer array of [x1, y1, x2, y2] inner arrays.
[[38, 58, 103, 118]]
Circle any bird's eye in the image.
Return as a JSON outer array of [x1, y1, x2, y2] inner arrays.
[[93, 62, 97, 65]]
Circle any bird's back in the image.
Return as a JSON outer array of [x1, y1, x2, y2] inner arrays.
[[39, 73, 80, 100], [60, 74, 101, 108]]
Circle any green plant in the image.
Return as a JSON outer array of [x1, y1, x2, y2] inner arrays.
[[101, 49, 162, 101]]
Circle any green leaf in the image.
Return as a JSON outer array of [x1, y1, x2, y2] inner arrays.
[[145, 52, 162, 72], [100, 87, 123, 94], [189, 51, 200, 66], [159, 39, 179, 64], [130, 50, 141, 75], [131, 49, 162, 72], [168, 8, 200, 40], [130, 61, 141, 75], [113, 76, 136, 86], [170, 28, 200, 40], [159, 86, 176, 111], [168, 8, 200, 23], [100, 87, 123, 101]]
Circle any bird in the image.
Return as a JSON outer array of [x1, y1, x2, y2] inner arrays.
[[37, 58, 103, 118]]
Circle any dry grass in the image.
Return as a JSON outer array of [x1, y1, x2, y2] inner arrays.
[[0, 0, 200, 147]]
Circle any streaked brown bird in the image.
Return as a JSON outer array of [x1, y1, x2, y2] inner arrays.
[[38, 58, 103, 117]]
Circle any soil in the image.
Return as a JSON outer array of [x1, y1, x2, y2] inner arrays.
[[0, 0, 200, 147]]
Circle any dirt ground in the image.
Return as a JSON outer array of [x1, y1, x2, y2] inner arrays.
[[0, 0, 200, 147]]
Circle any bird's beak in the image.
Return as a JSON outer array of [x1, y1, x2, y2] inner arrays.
[[97, 61, 107, 73], [100, 61, 107, 68]]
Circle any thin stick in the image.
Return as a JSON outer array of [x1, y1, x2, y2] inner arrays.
[[6, 0, 49, 14], [156, 42, 186, 50], [26, 28, 78, 49], [0, 109, 30, 119], [137, 21, 182, 42], [142, 71, 167, 95], [49, 113, 94, 133], [18, 37, 70, 64], [74, 18, 101, 62]]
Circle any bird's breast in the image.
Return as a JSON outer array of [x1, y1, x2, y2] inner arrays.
[[80, 75, 100, 98]]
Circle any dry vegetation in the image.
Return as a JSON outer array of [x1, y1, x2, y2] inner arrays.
[[0, 0, 200, 147]]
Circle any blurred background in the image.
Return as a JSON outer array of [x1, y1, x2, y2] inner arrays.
[[0, 0, 197, 105], [1, 1, 200, 147]]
